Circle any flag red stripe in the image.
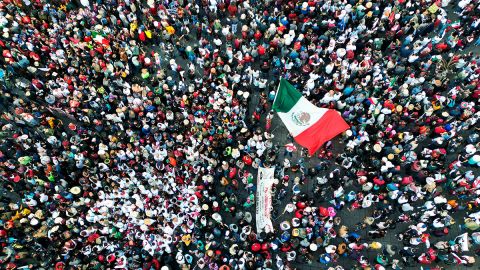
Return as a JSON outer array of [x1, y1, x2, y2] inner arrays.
[[294, 110, 349, 155]]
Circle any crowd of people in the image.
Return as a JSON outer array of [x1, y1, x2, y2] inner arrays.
[[0, 0, 480, 269]]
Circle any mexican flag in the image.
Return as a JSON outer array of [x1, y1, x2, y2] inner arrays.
[[273, 78, 349, 155], [92, 31, 110, 46]]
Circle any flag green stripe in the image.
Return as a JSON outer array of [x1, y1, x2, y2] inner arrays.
[[272, 78, 302, 113]]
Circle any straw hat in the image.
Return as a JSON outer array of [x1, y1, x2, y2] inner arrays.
[[70, 186, 81, 195], [373, 143, 382, 153], [364, 217, 375, 225], [144, 218, 155, 226], [35, 210, 45, 219], [206, 250, 214, 257], [387, 153, 395, 160], [145, 210, 154, 217], [50, 225, 60, 233]]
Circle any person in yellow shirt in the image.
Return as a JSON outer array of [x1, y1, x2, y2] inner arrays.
[[130, 21, 138, 35], [165, 25, 175, 35]]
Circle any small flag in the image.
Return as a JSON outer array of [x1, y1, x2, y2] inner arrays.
[[92, 31, 110, 46], [451, 21, 461, 28], [367, 97, 378, 105]]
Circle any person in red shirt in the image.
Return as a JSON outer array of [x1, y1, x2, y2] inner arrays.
[[243, 53, 252, 63], [258, 45, 265, 55], [436, 43, 448, 52], [288, 10, 297, 21], [254, 30, 262, 40], [234, 38, 242, 49], [228, 2, 237, 17]]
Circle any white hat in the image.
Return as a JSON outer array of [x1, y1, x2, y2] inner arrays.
[[373, 143, 382, 153], [287, 251, 296, 261], [292, 218, 301, 227], [70, 186, 81, 195], [466, 144, 476, 155], [280, 221, 291, 230], [426, 177, 435, 185], [30, 218, 39, 226], [54, 217, 64, 224], [285, 203, 295, 213], [144, 218, 155, 226], [244, 212, 252, 223], [212, 213, 222, 223]]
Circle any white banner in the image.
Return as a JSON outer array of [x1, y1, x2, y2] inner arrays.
[[256, 166, 275, 233], [456, 233, 470, 251]]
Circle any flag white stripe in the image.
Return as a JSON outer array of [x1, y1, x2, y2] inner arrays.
[[277, 97, 328, 137]]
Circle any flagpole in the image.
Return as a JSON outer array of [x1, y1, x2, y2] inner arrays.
[[270, 78, 283, 132], [272, 78, 282, 108]]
